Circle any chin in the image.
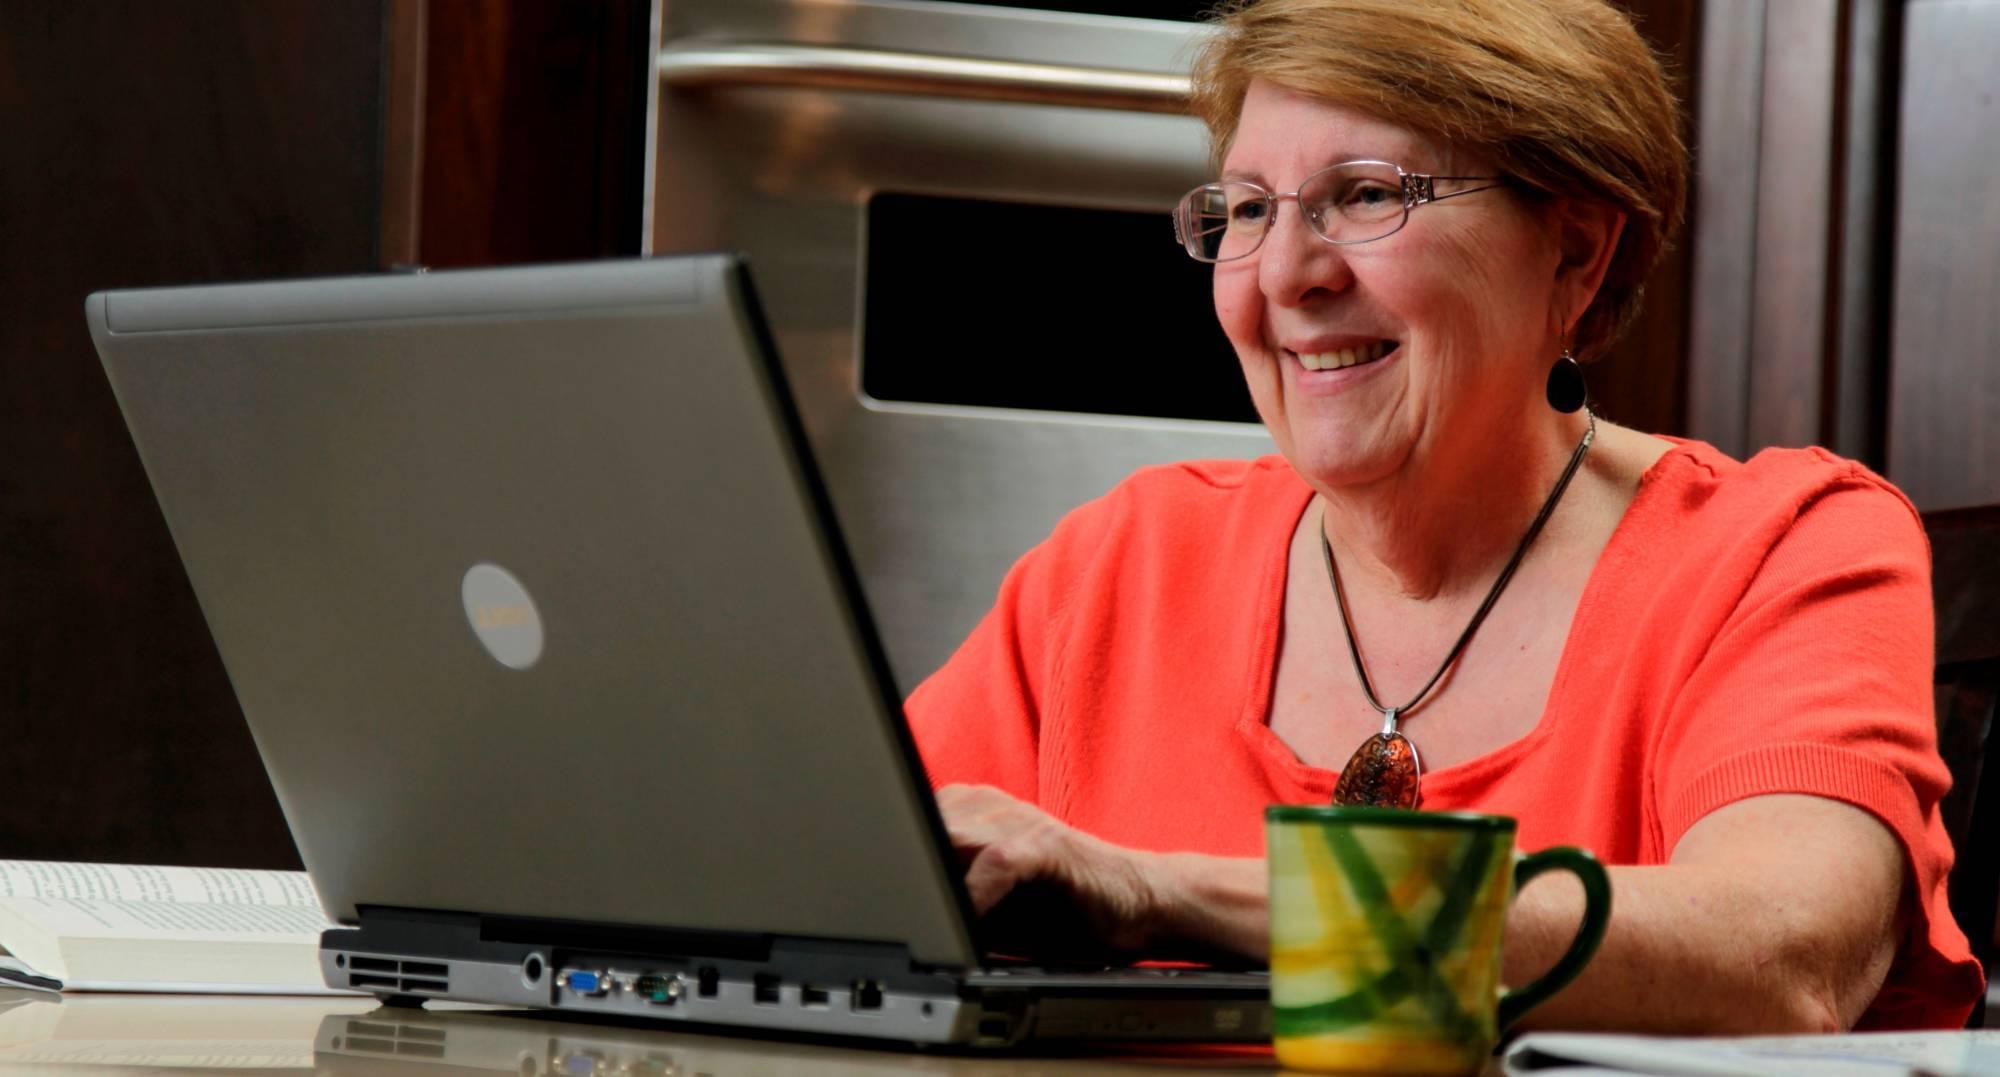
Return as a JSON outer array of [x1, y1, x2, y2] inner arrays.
[[1279, 434, 1402, 493]]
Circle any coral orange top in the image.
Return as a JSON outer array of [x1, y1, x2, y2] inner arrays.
[[905, 440, 1982, 1029]]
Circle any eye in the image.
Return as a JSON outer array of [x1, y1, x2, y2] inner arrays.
[[1228, 199, 1270, 224], [1338, 181, 1399, 209]]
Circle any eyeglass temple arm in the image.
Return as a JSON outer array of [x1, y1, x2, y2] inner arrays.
[[1410, 175, 1508, 206]]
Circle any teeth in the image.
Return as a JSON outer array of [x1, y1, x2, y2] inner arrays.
[[1297, 341, 1392, 371]]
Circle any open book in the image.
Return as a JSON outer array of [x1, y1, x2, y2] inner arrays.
[[1503, 1029, 2000, 1076], [0, 861, 351, 993]]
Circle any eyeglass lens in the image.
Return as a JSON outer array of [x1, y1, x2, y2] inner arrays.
[[1181, 162, 1409, 262]]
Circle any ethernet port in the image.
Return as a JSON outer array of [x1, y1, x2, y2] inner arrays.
[[851, 980, 884, 1012], [752, 973, 780, 1005]]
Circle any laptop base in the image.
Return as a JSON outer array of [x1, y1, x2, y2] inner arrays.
[[323, 909, 1269, 1047]]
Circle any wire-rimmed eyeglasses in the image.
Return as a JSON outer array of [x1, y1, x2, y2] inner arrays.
[[1172, 160, 1508, 263]]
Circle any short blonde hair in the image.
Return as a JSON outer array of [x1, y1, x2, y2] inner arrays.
[[1190, 0, 1687, 361]]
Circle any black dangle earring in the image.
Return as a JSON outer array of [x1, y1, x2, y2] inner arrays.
[[1546, 347, 1587, 414]]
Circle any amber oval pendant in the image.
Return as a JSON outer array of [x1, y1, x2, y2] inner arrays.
[[1332, 731, 1422, 808]]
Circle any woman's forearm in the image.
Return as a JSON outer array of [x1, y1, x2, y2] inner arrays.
[[1506, 862, 1899, 1034], [1136, 852, 1874, 1031], [1506, 796, 1905, 1034], [1135, 845, 1896, 1033], [1145, 852, 1269, 961]]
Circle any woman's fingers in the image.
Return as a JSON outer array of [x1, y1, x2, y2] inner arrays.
[[937, 784, 1066, 912], [963, 843, 1024, 913], [933, 785, 1266, 962], [932, 783, 1165, 958]]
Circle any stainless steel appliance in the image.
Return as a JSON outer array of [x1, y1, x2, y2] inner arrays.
[[647, 0, 1271, 690]]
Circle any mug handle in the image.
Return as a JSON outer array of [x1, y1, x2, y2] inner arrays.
[[1495, 846, 1611, 1030]]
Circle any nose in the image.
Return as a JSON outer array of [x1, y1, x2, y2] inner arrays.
[[1257, 197, 1356, 308]]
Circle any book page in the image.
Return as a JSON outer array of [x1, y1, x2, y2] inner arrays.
[[0, 898, 328, 942], [1504, 1029, 2000, 1077], [0, 862, 316, 908], [0, 896, 341, 991], [0, 874, 338, 992]]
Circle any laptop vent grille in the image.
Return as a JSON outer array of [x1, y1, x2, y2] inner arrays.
[[347, 956, 450, 994]]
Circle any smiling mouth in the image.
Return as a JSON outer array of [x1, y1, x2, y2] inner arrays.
[[1292, 340, 1399, 372]]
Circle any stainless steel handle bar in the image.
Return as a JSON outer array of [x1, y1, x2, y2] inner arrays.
[[658, 41, 1192, 114]]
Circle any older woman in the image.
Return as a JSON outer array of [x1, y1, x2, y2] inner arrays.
[[906, 0, 1981, 1034]]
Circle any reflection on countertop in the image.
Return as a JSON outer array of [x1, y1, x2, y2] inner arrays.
[[0, 991, 1282, 1076], [0, 991, 367, 1074]]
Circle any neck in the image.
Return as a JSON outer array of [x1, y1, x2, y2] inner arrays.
[[1316, 409, 1594, 604]]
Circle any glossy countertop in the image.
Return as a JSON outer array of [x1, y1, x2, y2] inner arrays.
[[0, 991, 1291, 1075]]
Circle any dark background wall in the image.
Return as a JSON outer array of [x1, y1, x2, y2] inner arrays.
[[415, 0, 650, 268], [0, 0, 646, 868], [0, 2, 387, 869], [1, 0, 1990, 869], [1596, 0, 1697, 441]]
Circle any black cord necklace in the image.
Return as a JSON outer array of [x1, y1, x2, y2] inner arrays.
[[1320, 410, 1596, 808]]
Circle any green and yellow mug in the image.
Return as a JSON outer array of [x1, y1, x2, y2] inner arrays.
[[1266, 805, 1611, 1075]]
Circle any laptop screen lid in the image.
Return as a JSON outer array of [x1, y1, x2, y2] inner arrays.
[[86, 256, 981, 970]]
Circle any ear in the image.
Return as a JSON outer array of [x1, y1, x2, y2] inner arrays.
[[1551, 198, 1626, 335]]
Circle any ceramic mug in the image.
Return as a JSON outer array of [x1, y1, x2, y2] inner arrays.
[[1266, 805, 1611, 1075]]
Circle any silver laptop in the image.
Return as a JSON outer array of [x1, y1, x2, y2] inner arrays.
[[85, 256, 1267, 1046]]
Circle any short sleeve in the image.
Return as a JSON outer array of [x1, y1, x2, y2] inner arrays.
[[1654, 473, 1943, 841], [1652, 465, 1981, 1026], [902, 488, 1119, 802]]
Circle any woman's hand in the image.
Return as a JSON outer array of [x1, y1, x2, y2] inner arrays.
[[933, 783, 1270, 963], [935, 783, 1163, 958]]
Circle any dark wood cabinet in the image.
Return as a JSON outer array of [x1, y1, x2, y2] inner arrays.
[[1891, 0, 2000, 511], [1687, 0, 2000, 510], [0, 1, 388, 868]]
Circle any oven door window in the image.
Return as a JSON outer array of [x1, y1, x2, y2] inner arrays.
[[862, 192, 1258, 425]]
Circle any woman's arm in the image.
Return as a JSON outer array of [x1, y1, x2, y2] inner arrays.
[[1505, 793, 1904, 1033], [939, 785, 1904, 1032]]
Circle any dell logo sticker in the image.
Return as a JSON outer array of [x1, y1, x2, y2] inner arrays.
[[461, 563, 544, 670]]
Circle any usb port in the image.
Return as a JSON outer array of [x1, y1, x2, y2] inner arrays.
[[799, 983, 829, 1007], [752, 973, 780, 1005]]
